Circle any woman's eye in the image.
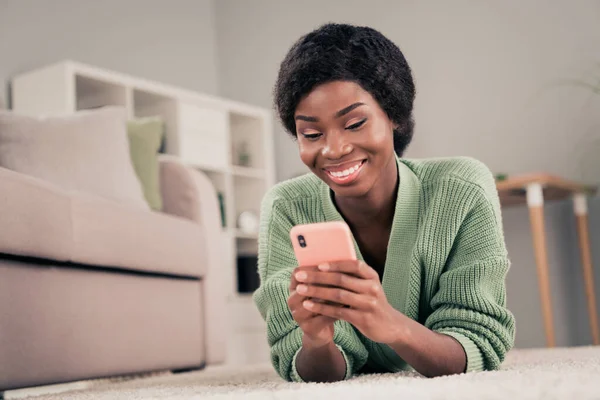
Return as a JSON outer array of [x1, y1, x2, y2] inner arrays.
[[301, 132, 322, 141], [346, 118, 367, 130]]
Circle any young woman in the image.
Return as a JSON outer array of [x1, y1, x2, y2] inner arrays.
[[253, 23, 515, 383]]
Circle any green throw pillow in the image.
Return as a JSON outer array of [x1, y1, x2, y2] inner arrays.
[[127, 117, 165, 211]]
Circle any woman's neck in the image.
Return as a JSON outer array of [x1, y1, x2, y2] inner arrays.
[[334, 156, 399, 228]]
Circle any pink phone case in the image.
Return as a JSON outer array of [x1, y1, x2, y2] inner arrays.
[[290, 221, 357, 267]]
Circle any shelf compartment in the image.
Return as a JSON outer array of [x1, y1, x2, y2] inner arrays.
[[230, 112, 265, 169], [200, 170, 229, 229], [177, 103, 230, 170], [236, 238, 259, 294], [233, 175, 265, 231], [75, 75, 127, 110], [231, 165, 265, 179], [234, 229, 259, 240], [132, 89, 178, 155]]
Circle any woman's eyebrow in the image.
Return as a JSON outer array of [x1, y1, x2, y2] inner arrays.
[[335, 102, 365, 118], [295, 115, 318, 122], [295, 102, 366, 122]]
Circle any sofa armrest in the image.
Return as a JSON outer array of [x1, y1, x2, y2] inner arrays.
[[158, 155, 228, 364]]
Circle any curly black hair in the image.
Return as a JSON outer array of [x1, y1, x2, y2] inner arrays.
[[274, 23, 416, 156]]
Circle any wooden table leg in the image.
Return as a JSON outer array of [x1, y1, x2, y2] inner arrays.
[[573, 193, 600, 345], [527, 183, 556, 347]]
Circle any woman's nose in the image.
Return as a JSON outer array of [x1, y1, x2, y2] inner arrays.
[[321, 132, 352, 159]]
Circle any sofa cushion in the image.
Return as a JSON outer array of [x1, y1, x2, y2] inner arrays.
[[0, 167, 205, 278], [0, 106, 149, 210], [127, 117, 165, 211], [0, 167, 72, 261], [70, 192, 206, 278]]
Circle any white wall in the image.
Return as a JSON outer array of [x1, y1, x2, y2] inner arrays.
[[0, 0, 220, 105], [216, 0, 600, 348], [216, 0, 600, 182]]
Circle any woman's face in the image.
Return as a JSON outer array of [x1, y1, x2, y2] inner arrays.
[[294, 80, 396, 198]]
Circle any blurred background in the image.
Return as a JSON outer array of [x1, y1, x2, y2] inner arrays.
[[2, 0, 600, 350]]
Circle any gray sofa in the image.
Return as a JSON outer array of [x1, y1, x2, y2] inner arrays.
[[0, 155, 227, 391]]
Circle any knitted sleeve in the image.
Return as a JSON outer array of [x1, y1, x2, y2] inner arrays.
[[424, 180, 516, 372], [252, 189, 369, 382]]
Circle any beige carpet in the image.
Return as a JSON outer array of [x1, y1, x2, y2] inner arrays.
[[7, 346, 600, 400]]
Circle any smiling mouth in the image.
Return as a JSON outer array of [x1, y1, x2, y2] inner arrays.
[[323, 160, 366, 185]]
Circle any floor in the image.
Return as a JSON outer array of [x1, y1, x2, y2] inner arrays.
[[5, 345, 600, 400]]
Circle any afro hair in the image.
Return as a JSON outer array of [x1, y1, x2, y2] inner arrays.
[[274, 23, 416, 156]]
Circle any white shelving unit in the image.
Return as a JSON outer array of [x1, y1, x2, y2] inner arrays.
[[11, 60, 274, 365]]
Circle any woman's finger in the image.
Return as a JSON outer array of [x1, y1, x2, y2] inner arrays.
[[289, 269, 298, 292], [297, 284, 376, 310], [288, 290, 319, 321], [294, 269, 380, 295], [302, 298, 361, 324], [290, 265, 320, 291], [319, 260, 379, 280]]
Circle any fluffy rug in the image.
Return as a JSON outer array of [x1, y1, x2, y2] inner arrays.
[[7, 346, 600, 400]]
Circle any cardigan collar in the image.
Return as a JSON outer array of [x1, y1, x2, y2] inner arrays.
[[320, 154, 421, 314]]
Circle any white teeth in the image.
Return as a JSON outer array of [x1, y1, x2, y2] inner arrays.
[[329, 163, 361, 178]]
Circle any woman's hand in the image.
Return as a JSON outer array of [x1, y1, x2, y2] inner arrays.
[[295, 261, 469, 378], [288, 266, 337, 348], [294, 260, 404, 345]]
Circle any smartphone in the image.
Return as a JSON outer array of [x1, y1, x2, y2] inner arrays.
[[290, 221, 357, 267]]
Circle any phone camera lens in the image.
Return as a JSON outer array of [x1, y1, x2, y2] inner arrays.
[[297, 235, 307, 248]]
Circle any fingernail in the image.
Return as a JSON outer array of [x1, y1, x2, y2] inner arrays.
[[297, 284, 307, 294], [318, 263, 330, 271], [303, 300, 314, 309], [295, 271, 307, 280]]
